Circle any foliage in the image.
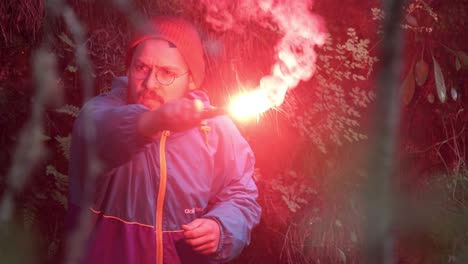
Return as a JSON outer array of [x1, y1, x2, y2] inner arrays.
[[282, 27, 377, 154], [1, 0, 467, 263], [271, 170, 318, 213], [373, 0, 467, 106], [0, 0, 44, 48], [46, 165, 69, 209], [54, 134, 72, 161]]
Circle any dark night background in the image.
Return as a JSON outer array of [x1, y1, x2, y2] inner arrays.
[[1, 0, 467, 263]]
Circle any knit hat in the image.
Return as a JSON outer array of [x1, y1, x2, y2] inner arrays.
[[126, 16, 206, 89]]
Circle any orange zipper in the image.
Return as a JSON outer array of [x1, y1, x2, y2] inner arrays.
[[156, 130, 170, 264]]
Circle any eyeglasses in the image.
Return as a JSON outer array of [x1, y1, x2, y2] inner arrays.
[[131, 64, 188, 86]]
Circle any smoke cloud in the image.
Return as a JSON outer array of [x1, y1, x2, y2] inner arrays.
[[199, 0, 326, 107]]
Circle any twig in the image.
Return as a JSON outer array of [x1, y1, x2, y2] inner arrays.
[[44, 1, 98, 264], [0, 41, 59, 241], [61, 0, 154, 263], [407, 126, 466, 154]]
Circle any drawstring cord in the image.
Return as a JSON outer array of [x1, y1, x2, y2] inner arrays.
[[200, 120, 211, 148]]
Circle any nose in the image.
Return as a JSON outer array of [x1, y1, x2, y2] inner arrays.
[[143, 68, 161, 91]]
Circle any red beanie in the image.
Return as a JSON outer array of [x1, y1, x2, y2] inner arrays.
[[127, 16, 206, 89]]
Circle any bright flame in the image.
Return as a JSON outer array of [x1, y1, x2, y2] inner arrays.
[[199, 0, 326, 115], [228, 89, 273, 120]]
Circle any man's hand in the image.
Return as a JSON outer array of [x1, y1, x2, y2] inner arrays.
[[157, 98, 204, 131], [182, 218, 220, 255], [138, 98, 204, 136]]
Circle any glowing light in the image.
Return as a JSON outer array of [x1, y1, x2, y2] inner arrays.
[[227, 90, 273, 120], [199, 0, 326, 112]]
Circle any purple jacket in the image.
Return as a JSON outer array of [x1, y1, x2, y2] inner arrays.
[[68, 77, 261, 263]]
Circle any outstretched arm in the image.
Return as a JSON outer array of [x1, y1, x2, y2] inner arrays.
[[73, 91, 205, 169], [137, 98, 204, 136]]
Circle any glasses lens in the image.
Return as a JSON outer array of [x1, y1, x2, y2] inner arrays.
[[132, 65, 150, 80], [156, 70, 175, 85], [132, 65, 183, 85]]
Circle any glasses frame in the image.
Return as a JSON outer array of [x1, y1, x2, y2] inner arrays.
[[131, 64, 188, 86]]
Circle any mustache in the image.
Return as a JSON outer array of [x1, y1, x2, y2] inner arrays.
[[140, 91, 165, 104]]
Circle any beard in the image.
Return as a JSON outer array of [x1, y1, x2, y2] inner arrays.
[[141, 91, 164, 110]]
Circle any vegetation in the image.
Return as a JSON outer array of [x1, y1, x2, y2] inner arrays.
[[0, 0, 467, 263]]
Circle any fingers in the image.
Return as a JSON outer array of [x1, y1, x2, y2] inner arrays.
[[175, 99, 202, 117], [181, 218, 203, 232], [184, 230, 218, 254], [182, 220, 210, 239], [186, 234, 213, 247], [192, 99, 204, 120], [180, 99, 203, 121], [158, 98, 205, 131], [193, 99, 204, 112], [194, 241, 218, 254], [182, 218, 220, 255]]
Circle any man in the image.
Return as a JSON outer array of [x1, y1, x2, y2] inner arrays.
[[67, 16, 261, 263]]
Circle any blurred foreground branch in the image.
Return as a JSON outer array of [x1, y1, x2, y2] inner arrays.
[[47, 1, 99, 264], [365, 0, 405, 263], [0, 50, 57, 229]]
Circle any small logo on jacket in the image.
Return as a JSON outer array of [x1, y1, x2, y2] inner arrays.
[[184, 207, 204, 214]]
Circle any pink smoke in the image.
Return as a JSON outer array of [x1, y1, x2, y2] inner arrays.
[[200, 0, 326, 109]]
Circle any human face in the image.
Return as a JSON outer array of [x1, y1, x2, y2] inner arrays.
[[128, 39, 190, 110]]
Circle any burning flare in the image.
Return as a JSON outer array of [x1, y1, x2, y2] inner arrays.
[[227, 89, 273, 120], [200, 0, 326, 120]]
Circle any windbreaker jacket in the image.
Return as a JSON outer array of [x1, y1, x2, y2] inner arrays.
[[67, 77, 261, 264]]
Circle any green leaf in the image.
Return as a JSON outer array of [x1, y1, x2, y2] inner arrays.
[[451, 87, 458, 101], [427, 93, 435, 104], [337, 248, 347, 263], [23, 201, 38, 231], [55, 134, 72, 160], [405, 14, 418, 27], [432, 54, 447, 103], [455, 51, 468, 69], [52, 191, 68, 210], [55, 104, 80, 118], [48, 241, 59, 260], [335, 219, 343, 227], [67, 65, 77, 73], [415, 57, 429, 86], [46, 165, 68, 192], [420, 0, 435, 17], [443, 47, 468, 70], [58, 33, 75, 48]]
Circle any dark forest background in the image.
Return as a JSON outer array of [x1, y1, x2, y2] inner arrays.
[[0, 0, 467, 263]]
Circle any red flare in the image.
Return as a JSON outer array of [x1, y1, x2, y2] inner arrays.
[[227, 90, 273, 120]]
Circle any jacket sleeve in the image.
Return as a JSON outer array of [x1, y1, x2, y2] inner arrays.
[[203, 116, 262, 262], [71, 90, 152, 170]]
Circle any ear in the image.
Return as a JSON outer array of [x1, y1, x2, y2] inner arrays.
[[188, 75, 197, 90]]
